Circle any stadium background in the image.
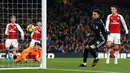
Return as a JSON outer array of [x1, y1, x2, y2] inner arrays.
[[0, 0, 130, 73], [47, 0, 130, 55], [0, 0, 130, 57]]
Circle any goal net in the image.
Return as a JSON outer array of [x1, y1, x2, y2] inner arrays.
[[0, 0, 46, 69]]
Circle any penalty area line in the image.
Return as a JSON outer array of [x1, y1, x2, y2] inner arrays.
[[47, 68, 121, 73]]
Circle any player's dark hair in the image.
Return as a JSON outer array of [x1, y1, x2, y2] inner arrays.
[[93, 9, 101, 16], [111, 5, 119, 11], [34, 42, 41, 47]]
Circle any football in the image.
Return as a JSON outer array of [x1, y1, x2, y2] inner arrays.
[[26, 24, 35, 33]]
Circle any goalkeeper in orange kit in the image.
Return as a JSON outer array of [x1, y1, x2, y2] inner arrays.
[[15, 42, 42, 63]]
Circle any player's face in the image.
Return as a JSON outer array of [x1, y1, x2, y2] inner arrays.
[[34, 45, 39, 50], [11, 17, 16, 23], [92, 12, 100, 20], [111, 7, 117, 14]]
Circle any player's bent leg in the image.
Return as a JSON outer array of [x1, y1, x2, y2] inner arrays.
[[89, 47, 99, 67], [15, 49, 28, 62], [15, 55, 23, 62], [79, 48, 89, 67], [15, 53, 28, 62], [21, 50, 29, 63], [92, 58, 99, 67], [13, 49, 18, 59], [23, 55, 28, 63]]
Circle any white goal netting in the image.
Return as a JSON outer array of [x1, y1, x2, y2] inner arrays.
[[0, 0, 44, 68]]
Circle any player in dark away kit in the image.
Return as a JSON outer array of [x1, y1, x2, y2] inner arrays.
[[79, 9, 107, 67]]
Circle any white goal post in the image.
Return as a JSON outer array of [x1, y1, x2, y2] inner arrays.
[[40, 0, 47, 69]]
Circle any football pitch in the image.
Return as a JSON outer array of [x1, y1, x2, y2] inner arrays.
[[0, 58, 130, 73]]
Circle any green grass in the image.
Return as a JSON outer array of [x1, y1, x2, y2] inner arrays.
[[0, 58, 130, 73]]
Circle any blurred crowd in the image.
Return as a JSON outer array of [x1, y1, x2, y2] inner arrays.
[[47, 2, 130, 53], [0, 1, 130, 53]]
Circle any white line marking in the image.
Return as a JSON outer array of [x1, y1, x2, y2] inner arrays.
[[0, 67, 39, 70], [47, 68, 121, 73], [0, 67, 121, 73]]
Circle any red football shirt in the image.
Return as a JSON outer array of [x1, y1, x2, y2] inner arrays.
[[106, 14, 128, 34], [32, 26, 42, 41]]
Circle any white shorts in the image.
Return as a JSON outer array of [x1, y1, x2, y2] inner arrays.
[[30, 39, 40, 46], [107, 33, 120, 44], [5, 39, 18, 48]]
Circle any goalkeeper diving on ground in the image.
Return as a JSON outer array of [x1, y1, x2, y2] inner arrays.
[[15, 42, 42, 63]]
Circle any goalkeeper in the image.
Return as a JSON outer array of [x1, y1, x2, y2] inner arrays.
[[15, 42, 42, 63]]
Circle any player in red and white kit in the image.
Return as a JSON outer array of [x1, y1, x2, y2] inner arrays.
[[5, 15, 24, 62], [105, 5, 129, 64], [30, 22, 42, 46]]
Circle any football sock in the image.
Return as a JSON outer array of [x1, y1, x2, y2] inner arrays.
[[106, 47, 111, 64], [83, 49, 89, 63], [114, 51, 119, 64]]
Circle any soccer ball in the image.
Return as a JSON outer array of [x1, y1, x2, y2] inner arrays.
[[27, 24, 35, 33]]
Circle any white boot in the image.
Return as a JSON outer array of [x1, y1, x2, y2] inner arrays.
[[114, 59, 118, 64]]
